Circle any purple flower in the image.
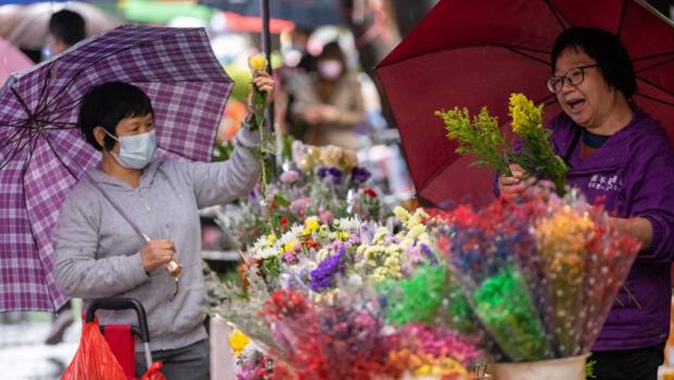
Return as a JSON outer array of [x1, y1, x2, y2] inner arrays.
[[309, 246, 346, 292], [317, 166, 343, 185], [420, 243, 439, 266], [350, 167, 371, 184]]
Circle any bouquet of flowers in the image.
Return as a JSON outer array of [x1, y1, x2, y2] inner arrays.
[[217, 141, 384, 250], [436, 93, 568, 195], [429, 186, 641, 361]]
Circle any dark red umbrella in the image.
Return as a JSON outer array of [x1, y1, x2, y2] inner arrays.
[[376, 0, 674, 207]]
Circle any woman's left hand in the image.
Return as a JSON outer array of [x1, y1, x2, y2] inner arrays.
[[250, 71, 275, 105]]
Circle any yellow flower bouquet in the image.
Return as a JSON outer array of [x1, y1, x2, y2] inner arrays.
[[436, 93, 568, 195]]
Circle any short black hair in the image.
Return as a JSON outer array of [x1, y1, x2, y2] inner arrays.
[[78, 82, 154, 151], [49, 10, 86, 47], [551, 27, 637, 99], [318, 41, 346, 65]]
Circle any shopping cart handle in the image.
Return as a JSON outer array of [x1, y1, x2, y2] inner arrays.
[[85, 298, 150, 343]]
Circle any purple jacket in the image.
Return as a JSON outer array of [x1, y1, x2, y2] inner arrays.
[[550, 108, 674, 350]]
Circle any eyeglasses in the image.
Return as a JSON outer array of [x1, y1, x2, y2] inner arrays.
[[546, 64, 599, 94]]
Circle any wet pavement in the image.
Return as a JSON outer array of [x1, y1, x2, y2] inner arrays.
[[0, 313, 79, 380]]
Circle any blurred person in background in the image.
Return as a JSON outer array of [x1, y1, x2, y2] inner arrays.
[[278, 26, 317, 141], [282, 26, 315, 73], [42, 9, 85, 61], [43, 9, 86, 345], [288, 41, 366, 150]]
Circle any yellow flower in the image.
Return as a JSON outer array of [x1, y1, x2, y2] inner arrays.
[[337, 231, 350, 241], [284, 240, 299, 253], [393, 206, 411, 223], [509, 92, 544, 136], [305, 217, 320, 233], [342, 150, 359, 171], [228, 329, 250, 357], [247, 54, 267, 72], [266, 234, 276, 245]]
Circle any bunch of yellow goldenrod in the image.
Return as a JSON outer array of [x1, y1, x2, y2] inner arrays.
[[436, 93, 568, 195], [509, 93, 568, 195], [435, 107, 514, 176]]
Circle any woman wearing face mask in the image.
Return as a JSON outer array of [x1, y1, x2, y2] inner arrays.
[[498, 27, 674, 380], [52, 74, 274, 379], [290, 41, 366, 150]]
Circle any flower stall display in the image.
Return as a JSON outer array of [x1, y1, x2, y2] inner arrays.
[[213, 187, 640, 378], [211, 206, 485, 379], [217, 141, 384, 250], [207, 92, 644, 379]]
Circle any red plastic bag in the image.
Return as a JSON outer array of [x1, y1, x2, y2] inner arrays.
[[140, 362, 169, 380], [61, 320, 127, 380]]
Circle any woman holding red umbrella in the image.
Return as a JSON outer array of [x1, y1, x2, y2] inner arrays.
[[500, 27, 674, 380]]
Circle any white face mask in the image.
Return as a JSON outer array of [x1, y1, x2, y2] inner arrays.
[[103, 129, 157, 169], [317, 60, 343, 80]]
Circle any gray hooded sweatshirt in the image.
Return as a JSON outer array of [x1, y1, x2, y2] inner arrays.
[[53, 128, 260, 352]]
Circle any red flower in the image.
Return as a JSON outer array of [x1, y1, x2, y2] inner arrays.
[[363, 187, 378, 198], [280, 216, 289, 227]]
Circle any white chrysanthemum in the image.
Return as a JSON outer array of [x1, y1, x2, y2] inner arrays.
[[334, 217, 362, 231], [316, 248, 330, 261], [277, 230, 300, 246], [253, 247, 279, 259], [252, 234, 272, 249]]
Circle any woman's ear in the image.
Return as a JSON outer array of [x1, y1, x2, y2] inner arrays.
[[93, 126, 107, 150]]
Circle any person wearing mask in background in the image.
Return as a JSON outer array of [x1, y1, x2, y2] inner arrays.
[[42, 9, 85, 61], [289, 41, 366, 150], [43, 9, 86, 345], [499, 27, 674, 380]]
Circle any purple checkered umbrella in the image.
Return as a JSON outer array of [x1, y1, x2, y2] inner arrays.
[[0, 25, 233, 311]]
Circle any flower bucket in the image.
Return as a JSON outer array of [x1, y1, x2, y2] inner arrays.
[[492, 354, 589, 380]]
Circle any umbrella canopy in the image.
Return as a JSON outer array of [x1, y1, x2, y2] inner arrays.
[[376, 0, 674, 207], [0, 1, 121, 50], [0, 25, 234, 312], [0, 36, 34, 85]]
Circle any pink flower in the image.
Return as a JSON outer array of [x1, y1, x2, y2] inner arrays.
[[280, 170, 300, 184], [319, 211, 332, 224], [290, 197, 312, 212]]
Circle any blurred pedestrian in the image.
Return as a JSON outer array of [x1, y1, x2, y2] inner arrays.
[[289, 41, 366, 150], [42, 9, 85, 61]]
